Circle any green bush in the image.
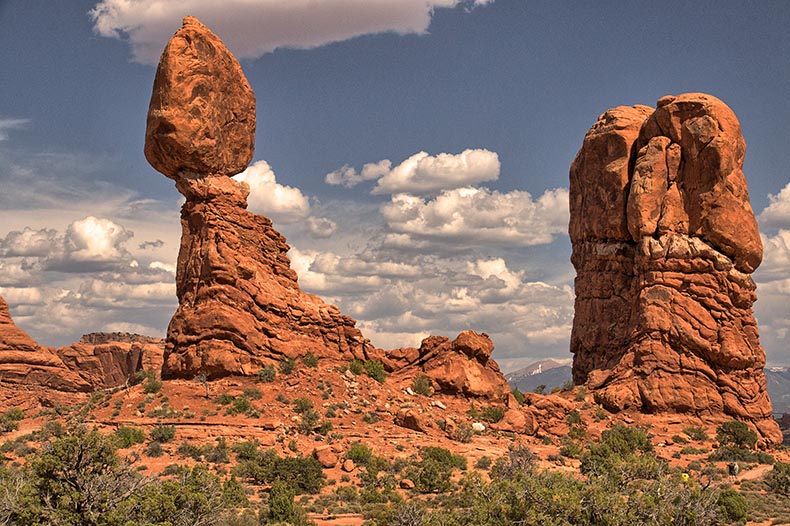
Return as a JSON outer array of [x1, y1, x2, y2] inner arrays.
[[346, 442, 373, 465], [511, 388, 525, 405], [716, 421, 758, 449], [709, 445, 774, 465], [113, 426, 146, 448], [233, 449, 325, 494], [242, 387, 263, 400], [765, 461, 790, 495], [293, 398, 313, 414], [348, 359, 365, 376], [149, 424, 176, 443], [145, 441, 163, 457], [363, 360, 386, 383], [0, 408, 24, 433], [302, 351, 319, 368], [135, 370, 162, 394], [412, 374, 433, 396], [257, 364, 276, 383], [491, 444, 536, 480], [717, 488, 748, 522], [683, 425, 709, 441], [475, 456, 492, 470], [279, 357, 296, 375]]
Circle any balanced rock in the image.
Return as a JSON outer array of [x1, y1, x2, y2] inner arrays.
[[145, 18, 370, 378], [0, 294, 91, 392], [145, 16, 255, 178], [569, 93, 781, 443]]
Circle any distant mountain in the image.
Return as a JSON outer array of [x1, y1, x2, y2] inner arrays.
[[506, 361, 790, 416], [766, 367, 790, 416], [506, 359, 572, 394]]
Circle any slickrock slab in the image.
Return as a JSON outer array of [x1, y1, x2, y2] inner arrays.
[[569, 93, 781, 444]]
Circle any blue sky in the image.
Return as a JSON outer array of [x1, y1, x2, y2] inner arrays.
[[1, 0, 790, 370]]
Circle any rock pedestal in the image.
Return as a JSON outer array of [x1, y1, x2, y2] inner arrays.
[[569, 93, 781, 443], [145, 18, 370, 378]]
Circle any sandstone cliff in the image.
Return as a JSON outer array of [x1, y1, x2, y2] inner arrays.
[[569, 93, 781, 443]]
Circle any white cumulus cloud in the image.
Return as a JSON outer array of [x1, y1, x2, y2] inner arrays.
[[758, 182, 790, 231], [234, 160, 311, 222], [381, 186, 569, 247], [90, 0, 494, 65], [327, 149, 501, 195], [0, 118, 29, 141]]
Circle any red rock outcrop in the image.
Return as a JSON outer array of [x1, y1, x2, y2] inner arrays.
[[0, 294, 91, 392], [56, 333, 165, 389], [570, 93, 781, 443], [390, 331, 511, 402], [145, 18, 371, 378]]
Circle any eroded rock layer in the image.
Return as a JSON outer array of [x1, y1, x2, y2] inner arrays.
[[570, 93, 781, 443], [146, 18, 370, 378], [57, 333, 165, 389], [0, 294, 91, 392]]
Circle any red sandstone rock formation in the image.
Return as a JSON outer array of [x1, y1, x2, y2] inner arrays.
[[389, 331, 511, 402], [57, 333, 164, 389], [145, 18, 371, 378], [570, 93, 781, 443], [0, 294, 91, 392]]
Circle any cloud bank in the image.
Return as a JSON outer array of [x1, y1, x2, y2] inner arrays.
[[91, 0, 493, 65]]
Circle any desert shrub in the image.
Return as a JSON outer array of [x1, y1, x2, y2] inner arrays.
[[765, 461, 790, 495], [363, 411, 380, 424], [716, 488, 748, 523], [257, 364, 276, 383], [297, 409, 320, 434], [716, 421, 758, 449], [346, 442, 373, 465], [215, 393, 235, 405], [135, 369, 162, 394], [0, 408, 24, 433], [475, 456, 492, 470], [279, 357, 296, 375], [242, 387, 262, 400], [363, 360, 386, 383], [709, 445, 774, 464], [467, 403, 504, 423], [421, 447, 466, 471], [534, 384, 546, 394], [176, 441, 211, 461], [562, 379, 575, 391], [149, 424, 176, 443], [348, 359, 365, 376], [412, 374, 433, 396], [491, 444, 536, 480], [145, 441, 163, 457], [449, 423, 474, 443], [234, 449, 325, 494], [302, 351, 318, 368], [276, 393, 289, 404], [511, 388, 525, 405], [293, 398, 313, 414], [575, 386, 587, 401], [683, 425, 709, 441], [113, 426, 146, 448], [567, 410, 582, 426], [205, 437, 230, 464], [580, 424, 661, 487], [672, 434, 689, 444]]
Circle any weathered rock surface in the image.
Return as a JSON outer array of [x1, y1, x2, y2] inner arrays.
[[57, 333, 165, 389], [570, 93, 781, 444], [0, 294, 91, 392], [390, 331, 511, 402], [145, 16, 255, 178], [145, 18, 371, 378]]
